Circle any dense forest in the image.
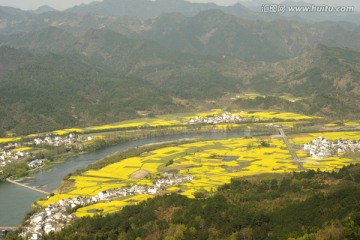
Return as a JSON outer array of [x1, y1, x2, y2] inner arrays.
[[7, 164, 359, 240]]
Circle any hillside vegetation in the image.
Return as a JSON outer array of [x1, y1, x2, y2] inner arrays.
[[1, 3, 360, 135], [0, 48, 179, 135], [16, 164, 360, 240]]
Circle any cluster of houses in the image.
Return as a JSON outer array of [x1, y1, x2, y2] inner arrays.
[[19, 174, 193, 239], [19, 199, 78, 240], [98, 174, 194, 200], [304, 136, 360, 159], [0, 134, 93, 173], [33, 134, 92, 148], [0, 146, 31, 169], [188, 111, 259, 125]]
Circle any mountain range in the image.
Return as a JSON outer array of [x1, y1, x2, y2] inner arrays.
[[0, 0, 360, 134]]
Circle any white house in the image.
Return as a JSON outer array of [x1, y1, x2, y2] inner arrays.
[[147, 187, 157, 194], [44, 223, 55, 234], [32, 215, 44, 224], [98, 191, 110, 200], [30, 233, 41, 240]]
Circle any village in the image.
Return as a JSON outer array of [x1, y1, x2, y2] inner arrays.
[[33, 134, 92, 148], [0, 134, 93, 173], [188, 111, 257, 125], [303, 136, 360, 159], [0, 146, 31, 169], [19, 174, 193, 240]]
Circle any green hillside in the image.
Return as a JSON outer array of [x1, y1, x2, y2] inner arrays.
[[26, 164, 360, 240], [1, 42, 360, 135], [0, 49, 179, 135]]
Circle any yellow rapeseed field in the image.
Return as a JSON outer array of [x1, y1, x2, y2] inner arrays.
[[52, 130, 358, 216], [53, 128, 84, 135], [75, 194, 154, 218], [11, 147, 32, 152], [85, 109, 316, 133], [0, 137, 21, 143], [291, 131, 360, 145]]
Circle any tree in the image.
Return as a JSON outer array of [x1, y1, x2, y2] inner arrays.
[[260, 140, 270, 147]]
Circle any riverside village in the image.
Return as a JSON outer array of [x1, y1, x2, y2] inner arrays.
[[0, 134, 93, 173], [19, 174, 193, 240]]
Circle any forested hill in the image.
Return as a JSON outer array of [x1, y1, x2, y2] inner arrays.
[[27, 164, 360, 240], [0, 48, 179, 135], [1, 42, 360, 135]]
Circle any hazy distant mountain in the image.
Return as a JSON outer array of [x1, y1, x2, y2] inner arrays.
[[31, 5, 58, 14], [0, 6, 32, 20], [279, 1, 360, 24], [137, 10, 360, 61], [241, 0, 360, 24], [66, 0, 222, 19], [260, 44, 360, 96], [65, 0, 269, 21], [240, 0, 273, 11], [1, 6, 360, 62], [0, 27, 77, 53]]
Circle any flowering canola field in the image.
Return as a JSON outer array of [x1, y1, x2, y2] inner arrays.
[[44, 136, 298, 215], [290, 131, 360, 171], [79, 110, 316, 132], [43, 130, 360, 217]]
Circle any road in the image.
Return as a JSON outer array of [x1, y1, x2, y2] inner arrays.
[[278, 128, 306, 170], [6, 178, 50, 195]]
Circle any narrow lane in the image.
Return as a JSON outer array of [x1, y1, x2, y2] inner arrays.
[[278, 128, 306, 170]]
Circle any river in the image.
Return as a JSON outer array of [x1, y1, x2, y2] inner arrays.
[[0, 131, 266, 227]]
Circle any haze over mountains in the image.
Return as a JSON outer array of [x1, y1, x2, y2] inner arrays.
[[0, 0, 360, 135]]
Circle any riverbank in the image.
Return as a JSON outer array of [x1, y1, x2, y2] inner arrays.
[[0, 131, 270, 227], [1, 125, 271, 183]]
